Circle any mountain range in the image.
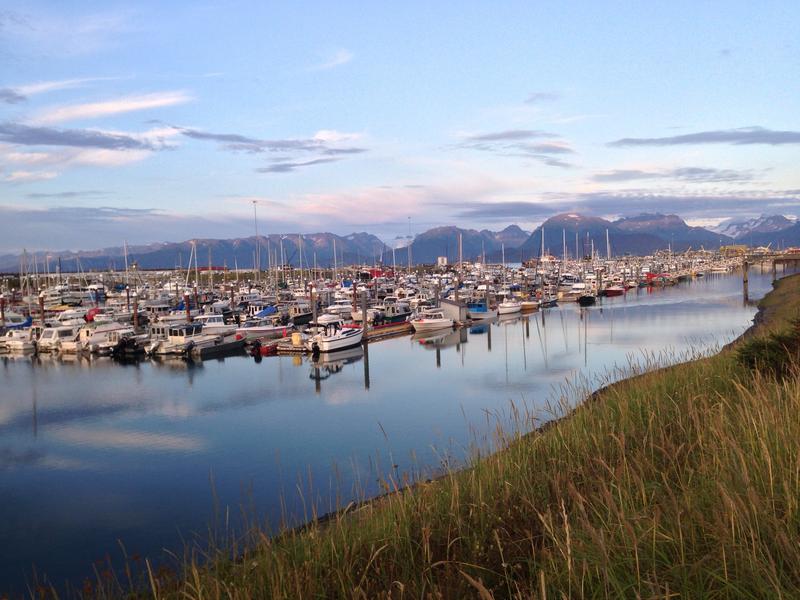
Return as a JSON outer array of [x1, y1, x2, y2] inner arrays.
[[2, 213, 798, 272]]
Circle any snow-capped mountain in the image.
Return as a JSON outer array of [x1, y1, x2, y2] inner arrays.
[[714, 215, 797, 240]]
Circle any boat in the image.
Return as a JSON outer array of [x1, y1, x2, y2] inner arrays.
[[235, 318, 289, 341], [376, 301, 412, 324], [466, 301, 498, 320], [520, 299, 539, 312], [603, 285, 626, 297], [577, 294, 596, 307], [306, 321, 364, 354], [37, 326, 80, 352], [497, 300, 522, 315], [287, 302, 313, 326], [324, 299, 355, 317], [539, 298, 558, 309], [190, 334, 246, 359], [410, 309, 454, 332], [147, 323, 221, 356], [0, 329, 36, 353], [193, 314, 237, 336]]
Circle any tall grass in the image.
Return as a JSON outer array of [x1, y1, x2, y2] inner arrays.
[[47, 275, 800, 598]]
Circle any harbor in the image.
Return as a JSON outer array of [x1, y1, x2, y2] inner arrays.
[[0, 268, 780, 591], [2, 248, 789, 362]]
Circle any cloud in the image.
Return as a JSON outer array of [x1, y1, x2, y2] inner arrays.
[[457, 130, 574, 168], [0, 88, 26, 104], [0, 77, 123, 103], [592, 167, 755, 183], [312, 48, 354, 70], [26, 189, 109, 199], [257, 157, 340, 173], [452, 189, 800, 222], [463, 129, 555, 142], [169, 124, 367, 170], [609, 126, 800, 147], [525, 91, 560, 104], [0, 122, 157, 150], [34, 91, 192, 124], [2, 170, 57, 182]]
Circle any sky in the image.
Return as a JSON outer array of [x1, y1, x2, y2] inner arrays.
[[1, 1, 799, 253]]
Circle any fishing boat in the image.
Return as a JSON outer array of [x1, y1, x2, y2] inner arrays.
[[410, 309, 454, 332], [577, 294, 596, 307], [466, 301, 498, 320], [306, 321, 364, 354]]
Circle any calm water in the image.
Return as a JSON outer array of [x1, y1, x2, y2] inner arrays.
[[0, 272, 773, 592]]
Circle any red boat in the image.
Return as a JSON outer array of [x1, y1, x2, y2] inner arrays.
[[604, 285, 626, 297]]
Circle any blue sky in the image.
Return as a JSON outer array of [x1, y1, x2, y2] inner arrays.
[[1, 1, 798, 252]]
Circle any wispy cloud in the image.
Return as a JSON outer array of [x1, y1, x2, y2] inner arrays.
[[311, 48, 354, 70], [257, 157, 340, 173], [452, 189, 800, 222], [525, 91, 560, 104], [592, 166, 756, 183], [458, 129, 574, 168], [169, 124, 367, 171], [2, 170, 57, 182], [0, 122, 158, 150], [34, 91, 192, 124], [609, 126, 800, 147], [26, 189, 109, 199], [463, 129, 556, 143], [0, 89, 26, 104]]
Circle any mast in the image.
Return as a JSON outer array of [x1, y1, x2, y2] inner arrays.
[[252, 200, 259, 284], [606, 228, 611, 260], [333, 238, 338, 283]]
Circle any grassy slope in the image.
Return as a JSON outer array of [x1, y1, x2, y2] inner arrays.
[[105, 276, 800, 599]]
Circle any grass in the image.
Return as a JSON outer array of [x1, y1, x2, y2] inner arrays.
[[37, 275, 800, 599]]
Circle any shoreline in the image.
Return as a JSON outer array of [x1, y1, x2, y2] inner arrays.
[[17, 274, 800, 598]]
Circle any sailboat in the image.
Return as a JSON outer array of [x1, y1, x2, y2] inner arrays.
[[497, 244, 521, 314]]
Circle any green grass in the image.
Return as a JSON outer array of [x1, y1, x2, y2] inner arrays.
[[50, 275, 800, 599]]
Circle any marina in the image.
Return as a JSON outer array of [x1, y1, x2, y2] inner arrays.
[[0, 268, 779, 591]]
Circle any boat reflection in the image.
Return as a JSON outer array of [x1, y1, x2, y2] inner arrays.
[[308, 345, 366, 393]]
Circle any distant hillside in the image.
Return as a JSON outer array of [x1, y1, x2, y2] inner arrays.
[[0, 232, 390, 272], [745, 222, 800, 249], [514, 213, 731, 259], [408, 225, 530, 264], [614, 213, 732, 250]]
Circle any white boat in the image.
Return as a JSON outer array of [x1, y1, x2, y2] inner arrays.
[[62, 322, 131, 354], [193, 314, 237, 336], [324, 299, 354, 317], [235, 318, 289, 341], [1, 329, 36, 353], [520, 299, 539, 311], [497, 300, 522, 315], [147, 323, 221, 356], [306, 322, 364, 354], [37, 326, 80, 352], [410, 309, 454, 333]]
